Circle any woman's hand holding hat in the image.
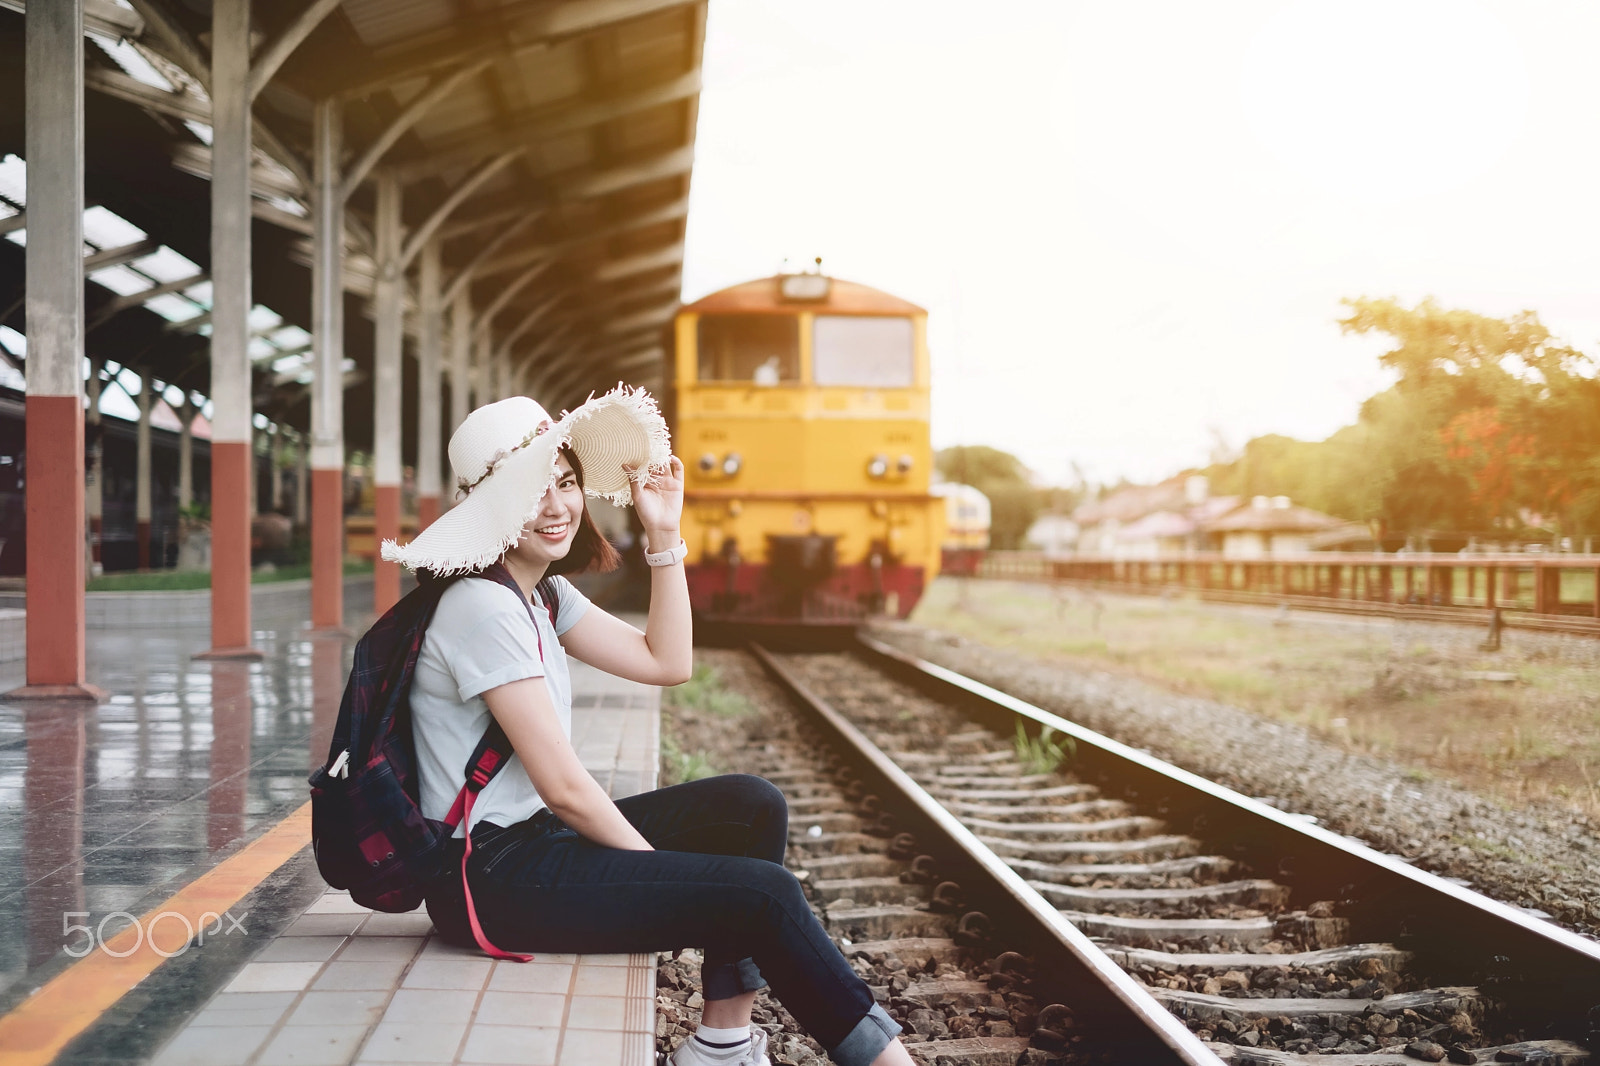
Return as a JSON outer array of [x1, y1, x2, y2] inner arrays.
[[630, 455, 684, 553]]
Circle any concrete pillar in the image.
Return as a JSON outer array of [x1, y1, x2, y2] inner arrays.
[[135, 375, 152, 569], [268, 426, 283, 514], [416, 238, 443, 531], [86, 359, 102, 572], [310, 97, 345, 630], [203, 0, 261, 658], [17, 0, 99, 698], [294, 432, 308, 526], [372, 171, 403, 613], [450, 290, 471, 432], [178, 394, 195, 510]]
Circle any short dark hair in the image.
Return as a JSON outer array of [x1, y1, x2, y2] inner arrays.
[[544, 443, 621, 576]]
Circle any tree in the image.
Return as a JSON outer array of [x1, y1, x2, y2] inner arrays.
[[936, 445, 1041, 550]]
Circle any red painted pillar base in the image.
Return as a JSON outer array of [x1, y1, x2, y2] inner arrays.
[[374, 484, 401, 615], [197, 440, 263, 661], [9, 395, 104, 701], [136, 519, 150, 570], [310, 467, 345, 632], [417, 494, 440, 533]]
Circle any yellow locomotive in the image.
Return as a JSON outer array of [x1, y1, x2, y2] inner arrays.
[[668, 271, 944, 623]]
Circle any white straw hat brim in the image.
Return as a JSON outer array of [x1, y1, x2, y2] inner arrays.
[[379, 384, 670, 574]]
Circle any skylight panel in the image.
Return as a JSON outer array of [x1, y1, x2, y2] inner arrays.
[[83, 206, 147, 250], [88, 264, 154, 297], [143, 293, 203, 322], [0, 203, 17, 222], [131, 246, 201, 284], [88, 32, 175, 92], [0, 363, 22, 392], [163, 384, 187, 408], [271, 325, 312, 349], [98, 387, 140, 422], [0, 325, 25, 359], [5, 230, 24, 248], [271, 353, 311, 375], [248, 337, 277, 360], [184, 121, 215, 146], [248, 305, 283, 332], [184, 280, 214, 308], [0, 156, 25, 207], [266, 196, 308, 218]]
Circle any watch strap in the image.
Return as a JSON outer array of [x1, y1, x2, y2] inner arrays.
[[644, 538, 687, 567]]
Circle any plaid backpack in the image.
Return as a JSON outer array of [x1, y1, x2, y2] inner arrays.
[[308, 563, 557, 961]]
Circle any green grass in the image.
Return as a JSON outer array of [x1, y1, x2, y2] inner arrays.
[[1014, 720, 1074, 775], [910, 577, 1600, 817], [86, 559, 373, 592], [660, 724, 719, 786], [664, 663, 755, 717]]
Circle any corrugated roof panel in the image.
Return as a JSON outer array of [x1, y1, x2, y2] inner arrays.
[[339, 0, 454, 47], [510, 41, 587, 109], [610, 9, 691, 69], [609, 103, 684, 154], [409, 80, 499, 143], [530, 131, 594, 176]]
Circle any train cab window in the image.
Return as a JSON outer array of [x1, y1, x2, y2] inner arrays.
[[697, 314, 799, 384], [812, 316, 915, 388]]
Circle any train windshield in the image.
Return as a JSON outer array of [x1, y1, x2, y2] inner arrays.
[[697, 314, 799, 383], [812, 316, 915, 388]]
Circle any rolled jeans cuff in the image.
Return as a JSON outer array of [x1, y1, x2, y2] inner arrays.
[[829, 1003, 901, 1066], [703, 957, 767, 999]]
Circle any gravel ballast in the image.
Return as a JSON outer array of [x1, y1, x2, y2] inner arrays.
[[863, 620, 1600, 941]]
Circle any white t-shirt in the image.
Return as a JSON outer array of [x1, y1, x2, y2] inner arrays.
[[412, 574, 591, 837]]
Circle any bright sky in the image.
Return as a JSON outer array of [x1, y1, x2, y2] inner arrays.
[[681, 0, 1600, 487]]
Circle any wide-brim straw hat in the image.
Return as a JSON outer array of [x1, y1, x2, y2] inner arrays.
[[380, 384, 671, 575]]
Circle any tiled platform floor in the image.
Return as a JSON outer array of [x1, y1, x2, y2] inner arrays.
[[148, 652, 661, 1066], [0, 587, 661, 1066]]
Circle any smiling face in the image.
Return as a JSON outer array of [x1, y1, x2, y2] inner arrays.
[[505, 452, 585, 574]]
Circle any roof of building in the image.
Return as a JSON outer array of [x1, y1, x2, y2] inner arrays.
[[0, 0, 705, 454], [1205, 502, 1345, 534]]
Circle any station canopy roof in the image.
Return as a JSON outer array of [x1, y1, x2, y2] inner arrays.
[[0, 0, 703, 460]]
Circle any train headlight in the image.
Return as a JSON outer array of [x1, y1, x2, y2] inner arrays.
[[896, 454, 914, 475], [867, 454, 889, 479], [721, 453, 742, 477], [698, 453, 717, 474]]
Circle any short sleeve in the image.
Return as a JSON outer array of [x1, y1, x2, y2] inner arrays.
[[448, 595, 545, 701], [545, 576, 592, 636]]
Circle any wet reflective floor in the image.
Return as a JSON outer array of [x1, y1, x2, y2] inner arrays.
[[0, 606, 364, 1009]]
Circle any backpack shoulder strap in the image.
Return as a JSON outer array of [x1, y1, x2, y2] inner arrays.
[[534, 576, 559, 630]]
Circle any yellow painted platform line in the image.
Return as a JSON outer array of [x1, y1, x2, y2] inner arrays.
[[0, 802, 313, 1066]]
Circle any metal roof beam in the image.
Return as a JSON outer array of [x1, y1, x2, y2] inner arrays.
[[562, 145, 693, 202], [600, 300, 676, 335], [248, 0, 345, 100], [84, 238, 162, 271], [399, 150, 522, 271], [592, 240, 684, 283], [0, 0, 145, 37], [391, 70, 702, 185], [124, 0, 211, 93], [85, 66, 208, 123], [88, 271, 208, 329], [440, 211, 542, 305], [334, 0, 694, 101], [439, 203, 535, 242], [340, 60, 493, 199], [494, 294, 564, 357], [474, 262, 552, 334], [472, 195, 688, 280]]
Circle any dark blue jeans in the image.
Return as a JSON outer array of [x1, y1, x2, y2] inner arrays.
[[426, 774, 900, 1066]]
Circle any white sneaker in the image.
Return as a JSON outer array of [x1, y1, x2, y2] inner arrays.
[[668, 1027, 771, 1066]]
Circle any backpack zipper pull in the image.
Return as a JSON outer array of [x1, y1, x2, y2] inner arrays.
[[329, 750, 350, 779]]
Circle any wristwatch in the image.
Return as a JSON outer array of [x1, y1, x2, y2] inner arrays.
[[644, 538, 688, 567]]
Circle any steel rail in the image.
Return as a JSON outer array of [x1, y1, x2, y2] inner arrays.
[[853, 633, 1600, 1044], [748, 642, 1223, 1066]]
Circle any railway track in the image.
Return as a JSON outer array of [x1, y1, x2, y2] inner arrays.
[[742, 636, 1600, 1065]]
